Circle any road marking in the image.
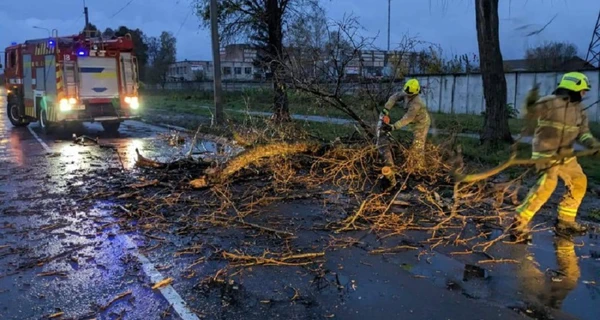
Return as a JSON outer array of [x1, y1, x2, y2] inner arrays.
[[26, 125, 200, 320], [27, 126, 52, 153], [121, 235, 200, 320]]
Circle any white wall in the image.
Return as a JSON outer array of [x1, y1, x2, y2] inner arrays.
[[150, 69, 600, 122], [414, 70, 600, 122]]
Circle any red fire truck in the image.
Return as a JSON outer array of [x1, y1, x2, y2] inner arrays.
[[3, 30, 140, 133]]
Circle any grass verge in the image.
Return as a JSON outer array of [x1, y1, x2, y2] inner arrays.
[[140, 91, 600, 183]]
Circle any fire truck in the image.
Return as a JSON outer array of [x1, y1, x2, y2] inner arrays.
[[3, 30, 140, 133]]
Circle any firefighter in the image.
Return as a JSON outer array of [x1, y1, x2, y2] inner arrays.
[[380, 78, 431, 167], [512, 72, 599, 242]]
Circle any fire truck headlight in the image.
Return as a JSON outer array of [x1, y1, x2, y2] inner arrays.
[[130, 99, 140, 110], [59, 98, 71, 111], [68, 97, 77, 105], [124, 96, 132, 103]]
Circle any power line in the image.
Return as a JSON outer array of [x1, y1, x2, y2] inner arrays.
[[110, 0, 135, 19], [175, 9, 192, 37]]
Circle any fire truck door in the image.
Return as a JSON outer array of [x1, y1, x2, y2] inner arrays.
[[22, 55, 32, 99], [44, 55, 57, 96], [22, 55, 33, 115]]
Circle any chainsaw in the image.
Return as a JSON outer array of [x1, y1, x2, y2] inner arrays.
[[375, 110, 391, 149]]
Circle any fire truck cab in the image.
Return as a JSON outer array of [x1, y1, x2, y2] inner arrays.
[[3, 31, 140, 133]]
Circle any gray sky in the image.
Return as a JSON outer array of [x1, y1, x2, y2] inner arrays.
[[1, 0, 599, 62]]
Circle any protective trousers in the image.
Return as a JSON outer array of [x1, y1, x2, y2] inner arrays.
[[516, 157, 587, 223], [411, 122, 429, 157]]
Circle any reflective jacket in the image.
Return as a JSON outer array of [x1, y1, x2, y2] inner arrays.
[[384, 93, 431, 131], [529, 94, 599, 159]]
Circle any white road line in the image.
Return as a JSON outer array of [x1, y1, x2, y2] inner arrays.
[[27, 127, 199, 320], [121, 235, 200, 320], [27, 126, 52, 153]]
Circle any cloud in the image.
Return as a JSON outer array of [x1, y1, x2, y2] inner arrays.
[[1, 0, 598, 64]]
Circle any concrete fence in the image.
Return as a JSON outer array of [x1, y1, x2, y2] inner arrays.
[[149, 69, 600, 122], [413, 70, 600, 122]]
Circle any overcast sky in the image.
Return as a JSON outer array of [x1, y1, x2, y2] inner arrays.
[[1, 0, 599, 62]]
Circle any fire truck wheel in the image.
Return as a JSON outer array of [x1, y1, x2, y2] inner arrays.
[[7, 103, 30, 127], [101, 122, 121, 133], [39, 108, 55, 134]]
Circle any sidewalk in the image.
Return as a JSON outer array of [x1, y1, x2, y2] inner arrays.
[[195, 105, 587, 150]]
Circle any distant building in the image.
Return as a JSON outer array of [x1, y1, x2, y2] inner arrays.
[[504, 56, 596, 72], [167, 60, 211, 82], [220, 44, 259, 80]]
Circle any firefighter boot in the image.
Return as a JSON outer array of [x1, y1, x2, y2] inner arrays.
[[555, 219, 588, 238], [509, 218, 533, 245]]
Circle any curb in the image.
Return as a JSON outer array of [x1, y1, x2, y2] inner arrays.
[[137, 118, 193, 133]]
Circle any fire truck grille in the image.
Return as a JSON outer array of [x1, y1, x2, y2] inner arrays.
[[82, 103, 119, 118]]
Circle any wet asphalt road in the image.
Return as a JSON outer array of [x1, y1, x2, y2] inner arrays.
[[0, 94, 599, 320], [0, 96, 197, 320]]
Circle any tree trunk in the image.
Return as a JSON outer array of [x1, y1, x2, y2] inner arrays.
[[475, 0, 513, 145], [267, 0, 291, 122]]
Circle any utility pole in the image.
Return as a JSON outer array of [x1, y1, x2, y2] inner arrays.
[[387, 0, 391, 52], [84, 0, 89, 29], [210, 0, 224, 125], [585, 10, 600, 68]]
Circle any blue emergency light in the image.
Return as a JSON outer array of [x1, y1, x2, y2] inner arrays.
[[48, 40, 55, 46], [77, 50, 86, 56], [11, 42, 17, 46]]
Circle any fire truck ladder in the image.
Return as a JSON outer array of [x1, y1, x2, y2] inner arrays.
[[63, 60, 79, 99]]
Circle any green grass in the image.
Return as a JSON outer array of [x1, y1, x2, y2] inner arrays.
[[140, 90, 600, 183]]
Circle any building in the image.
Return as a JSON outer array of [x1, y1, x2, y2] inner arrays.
[[167, 60, 211, 82], [504, 56, 597, 72], [220, 44, 259, 80]]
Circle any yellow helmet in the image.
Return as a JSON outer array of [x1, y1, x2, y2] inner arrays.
[[557, 72, 591, 92], [403, 78, 420, 95]]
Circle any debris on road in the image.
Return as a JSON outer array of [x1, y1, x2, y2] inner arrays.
[[100, 290, 133, 311], [152, 278, 174, 290]]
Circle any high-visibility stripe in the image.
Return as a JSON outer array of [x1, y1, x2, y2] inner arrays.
[[538, 119, 579, 132], [532, 152, 554, 159], [580, 132, 593, 141]]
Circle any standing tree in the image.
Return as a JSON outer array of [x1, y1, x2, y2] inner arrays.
[[475, 0, 512, 145], [525, 41, 578, 71], [196, 0, 320, 122], [146, 32, 177, 88]]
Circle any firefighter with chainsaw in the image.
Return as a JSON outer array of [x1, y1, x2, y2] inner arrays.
[[512, 72, 600, 242], [379, 78, 431, 167]]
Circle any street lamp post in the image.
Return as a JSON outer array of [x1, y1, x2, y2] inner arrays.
[[387, 0, 391, 52], [33, 26, 51, 37]]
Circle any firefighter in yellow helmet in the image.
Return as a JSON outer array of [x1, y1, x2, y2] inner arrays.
[[512, 72, 599, 242], [380, 78, 431, 166]]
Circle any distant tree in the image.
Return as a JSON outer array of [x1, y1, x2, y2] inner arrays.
[[193, 70, 206, 81], [196, 0, 321, 122], [83, 23, 100, 37], [146, 32, 177, 88], [525, 41, 578, 71], [475, 0, 512, 145], [102, 27, 116, 38], [286, 4, 328, 51]]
